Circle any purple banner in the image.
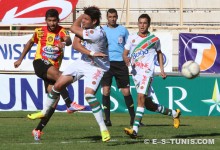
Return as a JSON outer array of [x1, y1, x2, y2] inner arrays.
[[179, 33, 220, 73]]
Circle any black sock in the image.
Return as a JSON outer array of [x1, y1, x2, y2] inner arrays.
[[124, 95, 135, 124], [60, 88, 72, 108], [36, 107, 55, 131], [102, 95, 110, 121]]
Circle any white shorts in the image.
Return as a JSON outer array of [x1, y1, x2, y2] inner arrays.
[[62, 59, 105, 91], [132, 71, 154, 96]]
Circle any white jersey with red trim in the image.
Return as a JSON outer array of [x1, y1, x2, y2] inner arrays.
[[124, 32, 161, 76], [81, 26, 110, 71]]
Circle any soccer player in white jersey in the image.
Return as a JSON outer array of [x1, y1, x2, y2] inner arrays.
[[123, 14, 181, 138], [42, 6, 110, 142]]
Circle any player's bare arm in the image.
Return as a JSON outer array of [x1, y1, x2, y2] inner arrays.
[[157, 50, 167, 78], [123, 49, 131, 66], [55, 36, 72, 49], [63, 36, 72, 46], [70, 14, 84, 38], [14, 38, 34, 68]]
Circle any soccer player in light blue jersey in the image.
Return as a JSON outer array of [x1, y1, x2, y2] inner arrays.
[[101, 8, 137, 127]]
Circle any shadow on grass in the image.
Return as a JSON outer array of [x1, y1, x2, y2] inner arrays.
[[172, 133, 220, 138], [81, 135, 101, 141], [118, 124, 190, 127], [107, 136, 145, 146], [66, 135, 146, 146], [0, 116, 25, 118]]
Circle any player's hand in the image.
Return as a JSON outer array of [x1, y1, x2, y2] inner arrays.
[[123, 56, 130, 66], [55, 41, 66, 49], [14, 60, 22, 68], [160, 71, 167, 79], [93, 52, 107, 57]]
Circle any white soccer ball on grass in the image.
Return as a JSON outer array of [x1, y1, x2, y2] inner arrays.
[[181, 60, 200, 79]]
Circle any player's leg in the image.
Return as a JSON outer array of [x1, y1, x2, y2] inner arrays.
[[120, 87, 135, 126], [84, 67, 110, 142], [102, 85, 112, 126], [45, 60, 86, 115], [28, 59, 56, 120], [101, 70, 113, 126], [31, 83, 57, 140], [145, 83, 181, 128], [46, 65, 85, 112], [124, 93, 145, 139], [28, 61, 84, 119], [32, 105, 56, 140], [124, 73, 148, 138], [115, 61, 135, 126], [144, 87, 181, 128]]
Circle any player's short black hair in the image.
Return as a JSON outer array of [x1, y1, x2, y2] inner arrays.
[[107, 8, 118, 16], [138, 14, 151, 25], [84, 6, 101, 26], [45, 9, 59, 20]]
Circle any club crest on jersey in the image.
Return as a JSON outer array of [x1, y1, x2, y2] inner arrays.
[[90, 30, 94, 34], [132, 39, 135, 43], [47, 36, 53, 42]]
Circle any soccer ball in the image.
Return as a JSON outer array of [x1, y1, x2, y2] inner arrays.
[[181, 60, 200, 79]]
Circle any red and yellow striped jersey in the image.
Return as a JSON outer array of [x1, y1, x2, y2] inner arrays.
[[31, 26, 69, 68]]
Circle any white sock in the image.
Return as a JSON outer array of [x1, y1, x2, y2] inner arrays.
[[42, 87, 60, 115], [86, 94, 107, 132], [172, 110, 177, 118], [93, 109, 107, 132]]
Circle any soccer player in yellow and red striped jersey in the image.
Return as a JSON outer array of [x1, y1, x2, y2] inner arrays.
[[32, 25, 68, 68], [14, 9, 85, 141]]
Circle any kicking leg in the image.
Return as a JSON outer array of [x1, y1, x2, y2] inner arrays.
[[145, 96, 181, 128]]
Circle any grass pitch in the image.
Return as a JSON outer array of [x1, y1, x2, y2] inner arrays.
[[0, 111, 219, 150]]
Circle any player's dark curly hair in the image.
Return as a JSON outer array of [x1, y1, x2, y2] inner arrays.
[[138, 14, 151, 26], [83, 6, 101, 26], [45, 9, 59, 20]]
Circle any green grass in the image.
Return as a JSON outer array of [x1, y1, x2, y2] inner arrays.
[[0, 111, 219, 150]]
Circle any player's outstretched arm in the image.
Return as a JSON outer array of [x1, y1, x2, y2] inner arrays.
[[14, 39, 34, 68]]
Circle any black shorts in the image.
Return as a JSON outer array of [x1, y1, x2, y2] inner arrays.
[[101, 61, 130, 88], [33, 59, 55, 92]]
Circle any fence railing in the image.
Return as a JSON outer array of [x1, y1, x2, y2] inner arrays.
[[1, 24, 220, 34]]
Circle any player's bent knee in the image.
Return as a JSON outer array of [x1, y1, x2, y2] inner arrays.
[[85, 94, 95, 101]]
